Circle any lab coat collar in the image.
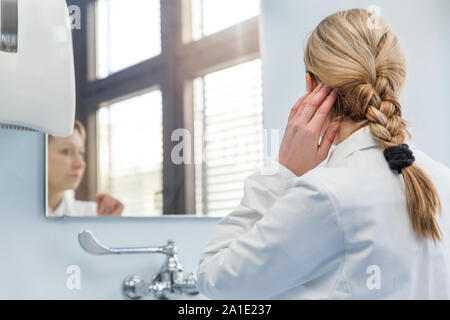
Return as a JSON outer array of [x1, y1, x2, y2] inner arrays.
[[326, 125, 379, 167]]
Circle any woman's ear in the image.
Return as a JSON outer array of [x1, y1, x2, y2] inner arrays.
[[306, 72, 319, 93]]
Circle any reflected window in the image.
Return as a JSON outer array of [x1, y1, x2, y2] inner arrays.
[[194, 59, 264, 217], [97, 90, 163, 216], [191, 0, 260, 40], [96, 0, 161, 79]]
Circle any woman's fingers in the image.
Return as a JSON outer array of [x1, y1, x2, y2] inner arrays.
[[292, 83, 322, 119], [279, 82, 339, 177], [298, 84, 331, 124], [288, 93, 309, 122], [96, 193, 114, 215], [97, 193, 124, 216], [110, 201, 124, 216], [96, 198, 104, 215], [309, 90, 337, 132], [103, 197, 112, 214], [105, 196, 116, 215], [106, 198, 123, 216], [318, 122, 339, 160], [293, 84, 322, 121]]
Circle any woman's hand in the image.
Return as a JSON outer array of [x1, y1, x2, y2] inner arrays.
[[96, 193, 124, 216], [277, 83, 339, 177]]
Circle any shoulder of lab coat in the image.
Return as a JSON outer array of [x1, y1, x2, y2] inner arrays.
[[49, 190, 97, 217], [196, 162, 345, 299]]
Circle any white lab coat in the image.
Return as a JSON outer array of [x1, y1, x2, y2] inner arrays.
[[196, 126, 450, 299], [47, 190, 97, 217]]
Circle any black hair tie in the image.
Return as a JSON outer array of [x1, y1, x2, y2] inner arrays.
[[383, 143, 415, 174]]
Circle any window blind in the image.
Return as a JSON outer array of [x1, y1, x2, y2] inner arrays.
[[194, 59, 264, 216]]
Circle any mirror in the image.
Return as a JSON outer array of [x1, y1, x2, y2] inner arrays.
[[46, 0, 265, 218]]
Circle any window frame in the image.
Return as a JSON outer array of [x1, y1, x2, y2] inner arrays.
[[70, 0, 260, 215]]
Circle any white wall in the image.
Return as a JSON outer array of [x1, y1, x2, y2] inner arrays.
[[260, 0, 450, 166]]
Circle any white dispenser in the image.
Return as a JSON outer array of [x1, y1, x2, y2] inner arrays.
[[0, 0, 75, 136]]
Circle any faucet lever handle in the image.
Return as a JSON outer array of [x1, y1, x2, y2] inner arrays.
[[78, 230, 170, 255]]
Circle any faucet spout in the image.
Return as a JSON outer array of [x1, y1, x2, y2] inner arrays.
[[78, 229, 199, 300], [78, 229, 168, 255]]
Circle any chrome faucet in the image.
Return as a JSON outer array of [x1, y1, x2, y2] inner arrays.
[[78, 230, 199, 300]]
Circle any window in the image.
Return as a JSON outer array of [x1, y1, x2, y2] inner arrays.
[[191, 0, 260, 40], [97, 90, 163, 216], [194, 59, 264, 216], [95, 0, 161, 79], [77, 1, 261, 216]]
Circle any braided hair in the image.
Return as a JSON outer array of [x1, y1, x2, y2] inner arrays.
[[304, 8, 442, 242]]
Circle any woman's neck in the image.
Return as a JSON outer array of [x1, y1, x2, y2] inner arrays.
[[48, 189, 64, 211], [334, 120, 365, 145]]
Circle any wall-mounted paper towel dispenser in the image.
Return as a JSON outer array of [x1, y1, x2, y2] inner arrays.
[[0, 0, 75, 136]]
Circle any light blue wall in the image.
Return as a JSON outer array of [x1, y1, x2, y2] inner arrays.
[[260, 0, 450, 166], [0, 131, 218, 299]]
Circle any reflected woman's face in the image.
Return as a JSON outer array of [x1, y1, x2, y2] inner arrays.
[[48, 131, 86, 192]]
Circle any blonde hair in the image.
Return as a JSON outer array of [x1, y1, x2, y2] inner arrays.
[[48, 120, 86, 142], [304, 8, 442, 242]]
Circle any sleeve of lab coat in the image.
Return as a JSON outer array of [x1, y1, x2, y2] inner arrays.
[[196, 165, 344, 299]]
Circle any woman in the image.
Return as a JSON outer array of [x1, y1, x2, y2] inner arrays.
[[47, 120, 124, 217], [196, 9, 450, 299]]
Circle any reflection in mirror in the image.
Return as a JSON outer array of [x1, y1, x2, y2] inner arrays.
[[47, 121, 94, 217], [46, 90, 163, 217], [47, 0, 264, 217], [95, 0, 161, 79], [193, 60, 264, 216], [96, 90, 163, 216]]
